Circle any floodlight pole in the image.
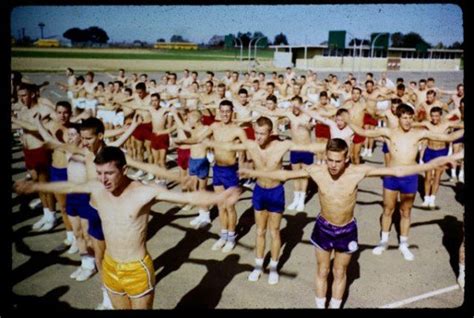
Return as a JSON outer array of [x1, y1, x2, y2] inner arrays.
[[248, 37, 257, 71], [254, 36, 265, 66], [370, 33, 386, 72], [347, 32, 357, 74]]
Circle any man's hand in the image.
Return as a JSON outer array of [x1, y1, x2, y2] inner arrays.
[[14, 180, 36, 194]]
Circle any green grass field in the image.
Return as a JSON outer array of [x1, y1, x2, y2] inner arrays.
[[11, 48, 274, 61]]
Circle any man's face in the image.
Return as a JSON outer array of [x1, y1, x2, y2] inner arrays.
[[293, 85, 301, 96], [426, 93, 435, 104], [136, 88, 146, 100], [217, 87, 226, 98], [345, 83, 352, 92], [18, 89, 33, 106], [320, 96, 328, 106], [430, 111, 441, 125], [113, 83, 121, 93], [151, 96, 160, 109], [258, 74, 265, 82], [206, 83, 213, 94], [266, 84, 274, 95], [335, 115, 346, 129], [419, 82, 426, 90], [168, 76, 177, 85], [326, 150, 347, 176], [266, 100, 276, 111], [67, 128, 81, 145], [119, 70, 125, 77], [397, 88, 405, 97], [292, 103, 301, 115], [398, 113, 413, 131], [219, 105, 233, 124], [366, 82, 374, 93], [96, 162, 124, 193], [56, 106, 71, 125], [140, 75, 147, 82], [86, 74, 93, 82], [458, 86, 464, 96], [232, 73, 239, 81], [184, 70, 189, 77], [427, 80, 435, 88], [239, 93, 248, 105], [252, 82, 259, 91], [352, 89, 361, 102], [80, 129, 102, 152], [254, 124, 271, 147]]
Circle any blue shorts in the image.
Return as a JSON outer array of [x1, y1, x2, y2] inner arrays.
[[290, 151, 314, 165], [213, 164, 239, 189], [383, 174, 418, 194], [252, 183, 285, 213], [65, 193, 104, 241], [49, 166, 68, 182], [422, 147, 448, 163], [382, 142, 389, 154], [189, 157, 210, 179], [310, 214, 358, 253]]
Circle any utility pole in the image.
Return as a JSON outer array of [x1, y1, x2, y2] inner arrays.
[[38, 22, 45, 39]]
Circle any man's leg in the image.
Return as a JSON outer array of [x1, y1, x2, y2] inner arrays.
[[329, 251, 352, 308], [249, 210, 268, 281], [130, 292, 154, 309], [423, 170, 434, 207], [288, 163, 302, 210], [398, 193, 416, 261], [352, 142, 362, 165], [373, 188, 398, 255], [144, 140, 152, 164], [268, 212, 283, 284], [107, 291, 131, 310], [430, 167, 445, 207], [211, 185, 228, 250], [314, 248, 331, 308]]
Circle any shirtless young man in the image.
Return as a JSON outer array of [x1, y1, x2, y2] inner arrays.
[[15, 146, 240, 309], [415, 107, 463, 208], [361, 80, 382, 158], [208, 117, 325, 285], [252, 96, 314, 212], [239, 138, 462, 308], [348, 104, 464, 260], [177, 100, 247, 252]]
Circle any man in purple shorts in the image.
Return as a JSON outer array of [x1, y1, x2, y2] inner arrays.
[[240, 138, 462, 308]]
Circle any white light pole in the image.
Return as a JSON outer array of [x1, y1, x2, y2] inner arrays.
[[254, 36, 266, 63], [347, 31, 357, 74], [370, 32, 387, 72], [248, 37, 257, 71]]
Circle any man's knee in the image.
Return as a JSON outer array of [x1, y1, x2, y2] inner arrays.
[[400, 208, 411, 219], [317, 265, 330, 279], [256, 227, 266, 238], [332, 265, 347, 280]]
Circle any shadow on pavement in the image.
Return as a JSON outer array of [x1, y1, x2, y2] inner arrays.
[[13, 286, 73, 310]]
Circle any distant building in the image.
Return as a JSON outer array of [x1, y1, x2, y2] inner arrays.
[[269, 44, 463, 71], [33, 39, 60, 47], [154, 42, 198, 50]]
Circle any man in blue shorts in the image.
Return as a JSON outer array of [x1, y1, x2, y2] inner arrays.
[[241, 138, 462, 308]]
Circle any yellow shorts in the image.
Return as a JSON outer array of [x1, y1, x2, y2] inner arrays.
[[102, 253, 155, 298]]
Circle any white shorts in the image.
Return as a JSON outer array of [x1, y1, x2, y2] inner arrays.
[[73, 98, 87, 109], [97, 109, 115, 124], [307, 93, 319, 103], [278, 101, 292, 109], [112, 112, 124, 126], [376, 100, 390, 111]]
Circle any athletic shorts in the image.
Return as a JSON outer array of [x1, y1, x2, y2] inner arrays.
[[352, 133, 366, 144], [150, 133, 170, 150], [102, 253, 155, 299], [177, 148, 191, 170], [49, 166, 68, 182], [290, 151, 314, 165], [213, 164, 239, 189], [252, 183, 285, 213], [24, 146, 51, 172], [132, 123, 153, 142], [243, 126, 255, 140], [382, 142, 389, 154], [383, 174, 418, 194], [189, 157, 210, 179], [423, 147, 448, 163], [315, 123, 331, 139], [310, 214, 358, 253], [363, 113, 378, 126], [201, 114, 216, 126], [65, 193, 104, 240], [112, 112, 125, 127]]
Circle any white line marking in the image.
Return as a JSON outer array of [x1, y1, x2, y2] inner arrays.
[[50, 90, 62, 97], [379, 285, 460, 308]]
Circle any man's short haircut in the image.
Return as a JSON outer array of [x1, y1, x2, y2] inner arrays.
[[217, 83, 226, 89], [352, 87, 362, 94], [207, 71, 215, 77], [80, 117, 105, 135], [192, 81, 200, 87], [184, 69, 189, 73], [56, 101, 72, 113], [266, 82, 275, 88], [430, 106, 443, 115], [151, 93, 161, 100], [119, 68, 125, 73], [67, 67, 74, 74], [292, 96, 303, 104], [206, 80, 214, 87], [256, 116, 273, 131], [397, 83, 405, 90], [192, 71, 198, 76], [396, 77, 404, 83], [367, 72, 374, 78], [344, 80, 352, 85], [18, 82, 36, 93], [336, 108, 349, 116], [419, 79, 427, 84], [219, 100, 234, 111], [114, 80, 124, 88], [124, 88, 133, 95], [140, 73, 148, 79], [365, 80, 374, 86], [94, 146, 126, 169], [326, 138, 349, 156], [427, 89, 436, 96], [409, 81, 417, 85], [98, 81, 105, 87], [238, 88, 248, 95], [391, 98, 402, 105], [86, 71, 94, 77], [253, 79, 260, 84], [457, 83, 464, 90], [68, 122, 81, 134], [278, 74, 284, 79], [258, 72, 265, 77], [396, 104, 415, 117], [266, 94, 277, 104], [319, 91, 328, 98], [135, 82, 147, 91], [232, 71, 239, 76], [150, 79, 156, 84], [427, 77, 435, 82]]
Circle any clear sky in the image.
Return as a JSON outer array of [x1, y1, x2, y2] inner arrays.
[[10, 4, 463, 46]]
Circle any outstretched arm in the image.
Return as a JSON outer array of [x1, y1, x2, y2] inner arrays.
[[364, 151, 463, 177], [126, 154, 181, 183], [349, 123, 390, 138], [289, 141, 326, 154], [238, 167, 309, 181], [14, 180, 100, 195], [421, 129, 464, 142], [156, 187, 241, 207], [204, 140, 248, 152], [107, 113, 142, 147]]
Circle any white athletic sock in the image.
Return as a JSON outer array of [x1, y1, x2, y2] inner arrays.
[[299, 192, 306, 205], [381, 231, 390, 243], [269, 259, 278, 271], [451, 168, 457, 178], [399, 236, 414, 261], [248, 258, 264, 281], [44, 208, 56, 221], [293, 192, 300, 203], [329, 298, 342, 309], [315, 296, 326, 309], [459, 263, 465, 274], [268, 259, 279, 284], [400, 236, 408, 245], [227, 231, 236, 243], [82, 255, 96, 270], [66, 231, 75, 242], [430, 195, 436, 204], [220, 230, 228, 241]]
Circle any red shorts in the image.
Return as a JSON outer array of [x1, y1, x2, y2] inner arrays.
[[353, 133, 366, 144], [177, 148, 191, 170], [243, 125, 255, 140], [132, 123, 153, 141], [363, 113, 378, 126], [202, 115, 216, 126], [150, 133, 170, 150], [417, 109, 427, 122], [24, 146, 51, 172], [315, 123, 331, 139], [449, 115, 460, 121]]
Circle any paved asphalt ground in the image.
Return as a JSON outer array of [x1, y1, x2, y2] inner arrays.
[[11, 71, 465, 310]]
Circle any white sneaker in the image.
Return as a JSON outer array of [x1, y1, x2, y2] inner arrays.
[[38, 218, 56, 232], [422, 196, 430, 207], [32, 215, 48, 230], [366, 150, 373, 158], [29, 198, 42, 210], [222, 241, 236, 253], [268, 270, 279, 285], [206, 151, 215, 164], [399, 244, 414, 261], [70, 267, 83, 279], [457, 272, 465, 290], [196, 216, 211, 229], [296, 201, 305, 212], [450, 176, 458, 183], [211, 238, 227, 251], [190, 214, 204, 226], [428, 197, 436, 208], [130, 169, 145, 180], [75, 267, 97, 281], [143, 172, 155, 181], [372, 241, 388, 255], [67, 241, 79, 254], [243, 179, 255, 189], [287, 199, 299, 211], [361, 148, 368, 157], [63, 237, 73, 246], [248, 269, 262, 282], [459, 171, 464, 183]]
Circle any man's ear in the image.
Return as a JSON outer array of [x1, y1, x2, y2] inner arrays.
[[98, 132, 104, 141], [345, 155, 350, 163], [123, 165, 129, 176]]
